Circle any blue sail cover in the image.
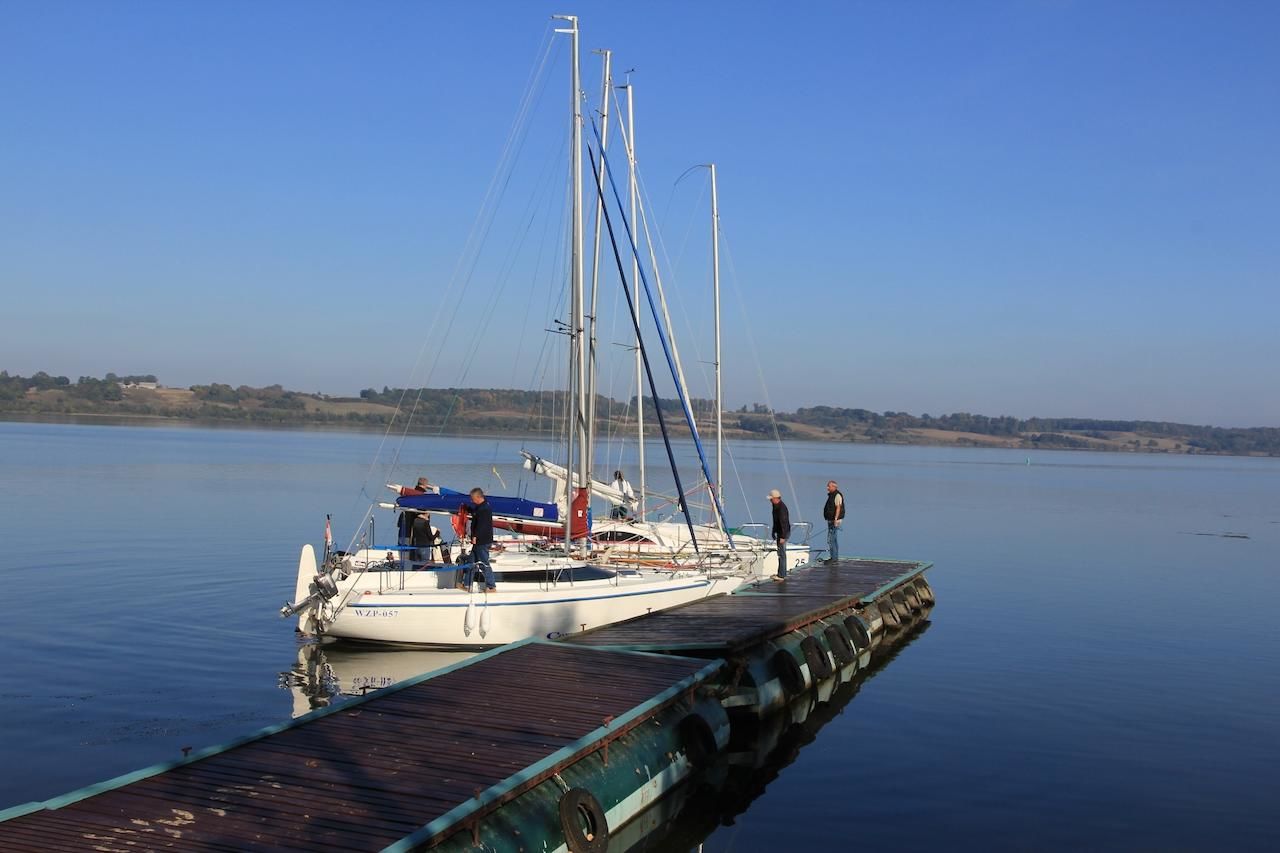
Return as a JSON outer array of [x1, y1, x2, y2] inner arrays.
[[396, 492, 559, 522]]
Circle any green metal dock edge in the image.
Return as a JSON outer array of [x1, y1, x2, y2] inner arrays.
[[383, 655, 724, 851], [0, 637, 721, 827]]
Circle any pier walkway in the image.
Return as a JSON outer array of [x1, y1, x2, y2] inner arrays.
[[566, 558, 929, 653], [0, 557, 931, 851], [0, 642, 721, 852]]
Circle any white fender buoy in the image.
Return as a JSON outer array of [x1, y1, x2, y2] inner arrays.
[[464, 596, 476, 634], [480, 599, 492, 635]]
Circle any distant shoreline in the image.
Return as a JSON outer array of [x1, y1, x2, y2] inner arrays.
[[3, 410, 1276, 459], [4, 372, 1276, 457]]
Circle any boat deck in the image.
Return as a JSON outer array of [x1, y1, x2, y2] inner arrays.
[[564, 558, 930, 653], [0, 642, 721, 852]]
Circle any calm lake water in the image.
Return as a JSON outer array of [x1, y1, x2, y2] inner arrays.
[[0, 420, 1277, 850]]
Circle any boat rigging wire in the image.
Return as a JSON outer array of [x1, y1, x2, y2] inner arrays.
[[339, 25, 557, 553], [719, 227, 802, 517], [586, 132, 701, 553]]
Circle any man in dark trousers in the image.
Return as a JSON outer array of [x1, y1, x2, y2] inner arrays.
[[459, 488, 497, 591], [768, 489, 791, 580], [822, 479, 846, 564]]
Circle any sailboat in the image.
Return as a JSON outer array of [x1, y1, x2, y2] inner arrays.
[[516, 144, 811, 575], [279, 15, 749, 648]]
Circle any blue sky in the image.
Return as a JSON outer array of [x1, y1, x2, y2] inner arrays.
[[2, 1, 1276, 426]]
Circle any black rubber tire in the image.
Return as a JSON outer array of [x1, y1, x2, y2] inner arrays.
[[824, 625, 856, 666], [879, 597, 902, 629], [771, 649, 806, 696], [891, 591, 912, 622], [903, 585, 923, 613], [842, 614, 872, 652], [800, 636, 833, 680], [678, 713, 719, 769], [559, 788, 610, 853]]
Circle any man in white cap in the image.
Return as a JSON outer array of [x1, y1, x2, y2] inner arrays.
[[768, 489, 790, 579]]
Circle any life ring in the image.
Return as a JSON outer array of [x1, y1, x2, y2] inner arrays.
[[843, 614, 872, 651], [800, 636, 833, 680], [558, 788, 609, 853], [824, 625, 856, 666], [771, 649, 805, 696], [678, 713, 719, 769]]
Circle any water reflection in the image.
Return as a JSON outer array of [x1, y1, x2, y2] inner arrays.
[[279, 642, 475, 717], [277, 622, 931, 849], [619, 621, 933, 852]]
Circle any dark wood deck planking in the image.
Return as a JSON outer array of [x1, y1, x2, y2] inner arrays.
[[0, 643, 716, 852], [565, 559, 925, 652]]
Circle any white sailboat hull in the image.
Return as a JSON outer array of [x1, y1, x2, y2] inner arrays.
[[290, 546, 747, 647], [311, 571, 740, 647]]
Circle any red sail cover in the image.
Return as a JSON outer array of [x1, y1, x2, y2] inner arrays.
[[493, 488, 590, 539]]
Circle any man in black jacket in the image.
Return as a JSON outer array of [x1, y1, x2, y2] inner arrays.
[[822, 479, 846, 564], [769, 489, 791, 580], [460, 488, 497, 591]]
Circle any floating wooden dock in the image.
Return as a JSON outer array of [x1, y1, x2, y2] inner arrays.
[[566, 558, 929, 654], [0, 557, 933, 851], [0, 643, 724, 851]]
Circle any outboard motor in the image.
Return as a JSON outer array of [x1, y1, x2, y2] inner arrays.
[[281, 546, 350, 619]]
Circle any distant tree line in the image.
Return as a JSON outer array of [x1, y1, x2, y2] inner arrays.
[[0, 371, 125, 403], [780, 405, 1279, 454], [191, 383, 307, 410], [3, 370, 1278, 455]]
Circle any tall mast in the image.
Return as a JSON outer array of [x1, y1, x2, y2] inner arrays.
[[554, 14, 584, 554], [585, 48, 612, 520], [710, 162, 723, 516], [620, 78, 645, 520]]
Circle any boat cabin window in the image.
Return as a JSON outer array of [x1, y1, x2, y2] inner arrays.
[[493, 565, 617, 583], [593, 531, 655, 545]]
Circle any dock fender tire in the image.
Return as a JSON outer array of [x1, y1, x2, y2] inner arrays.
[[879, 598, 901, 629], [678, 713, 720, 769], [891, 592, 911, 622], [915, 578, 935, 605], [559, 788, 609, 853], [771, 649, 806, 696], [843, 614, 872, 651], [903, 585, 923, 613], [800, 636, 833, 681], [824, 625, 856, 666]]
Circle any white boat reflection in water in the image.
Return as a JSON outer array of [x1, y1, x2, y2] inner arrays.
[[280, 642, 475, 718]]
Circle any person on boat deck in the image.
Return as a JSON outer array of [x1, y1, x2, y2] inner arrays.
[[410, 514, 441, 564], [822, 480, 845, 564], [459, 488, 496, 591], [610, 469, 636, 520], [392, 476, 438, 496], [768, 489, 791, 580], [393, 477, 437, 555]]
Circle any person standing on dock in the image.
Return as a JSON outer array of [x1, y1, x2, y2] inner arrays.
[[461, 488, 496, 591], [769, 489, 791, 580], [822, 480, 845, 564]]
